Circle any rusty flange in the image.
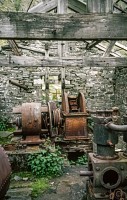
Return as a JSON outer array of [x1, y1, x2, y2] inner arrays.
[[0, 146, 11, 199], [62, 92, 69, 113], [77, 92, 87, 113]]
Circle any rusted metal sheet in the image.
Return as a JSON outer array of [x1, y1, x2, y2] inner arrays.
[[22, 103, 41, 135], [64, 115, 87, 139], [0, 146, 11, 199], [20, 135, 44, 145]]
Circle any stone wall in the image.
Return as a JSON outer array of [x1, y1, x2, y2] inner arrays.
[[114, 67, 127, 118], [0, 63, 116, 120]]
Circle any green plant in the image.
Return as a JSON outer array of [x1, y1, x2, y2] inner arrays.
[[87, 117, 94, 131], [13, 0, 22, 11], [76, 155, 88, 165], [27, 148, 64, 177], [31, 178, 49, 197], [11, 171, 49, 198], [0, 117, 8, 131]]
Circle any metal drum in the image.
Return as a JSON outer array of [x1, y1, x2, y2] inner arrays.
[[0, 146, 11, 199]]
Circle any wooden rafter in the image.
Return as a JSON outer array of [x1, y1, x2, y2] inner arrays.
[[103, 41, 116, 57], [86, 40, 102, 50], [1, 55, 127, 68], [68, 0, 87, 13], [28, 0, 57, 13], [1, 12, 127, 40]]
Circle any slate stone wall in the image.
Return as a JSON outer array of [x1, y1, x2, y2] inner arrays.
[[114, 67, 127, 117], [0, 64, 116, 120]]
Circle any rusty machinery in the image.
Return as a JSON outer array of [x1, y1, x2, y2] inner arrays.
[[80, 109, 127, 200], [12, 92, 88, 145], [62, 92, 88, 140], [13, 102, 61, 145], [0, 146, 11, 199]]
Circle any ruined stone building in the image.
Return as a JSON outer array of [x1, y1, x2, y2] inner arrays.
[[0, 0, 127, 120]]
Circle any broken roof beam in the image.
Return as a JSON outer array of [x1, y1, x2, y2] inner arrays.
[[1, 55, 127, 68], [86, 40, 102, 50], [1, 12, 127, 40], [28, 0, 57, 13], [8, 40, 22, 56], [103, 40, 116, 56], [113, 3, 127, 12], [68, 0, 87, 13]]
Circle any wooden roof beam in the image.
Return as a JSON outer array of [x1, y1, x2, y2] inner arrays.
[[1, 12, 127, 40], [1, 55, 127, 68], [86, 40, 102, 50], [103, 41, 116, 56], [68, 0, 87, 13], [28, 0, 57, 13]]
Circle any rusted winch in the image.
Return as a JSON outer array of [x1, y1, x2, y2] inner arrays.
[[13, 102, 61, 145], [81, 108, 127, 200], [0, 146, 11, 199], [62, 92, 88, 140]]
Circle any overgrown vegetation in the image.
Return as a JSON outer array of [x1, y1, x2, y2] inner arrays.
[[13, 0, 22, 11], [27, 148, 64, 177], [31, 178, 49, 198], [11, 171, 49, 198], [70, 154, 88, 165]]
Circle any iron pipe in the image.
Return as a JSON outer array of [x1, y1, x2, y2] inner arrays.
[[80, 171, 93, 176], [105, 122, 127, 132]]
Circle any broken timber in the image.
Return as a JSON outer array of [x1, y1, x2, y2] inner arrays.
[[1, 55, 127, 68], [0, 12, 127, 40], [9, 80, 29, 91]]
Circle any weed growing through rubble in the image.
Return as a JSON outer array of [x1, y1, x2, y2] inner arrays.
[[27, 148, 64, 177], [69, 154, 88, 165], [76, 154, 88, 165]]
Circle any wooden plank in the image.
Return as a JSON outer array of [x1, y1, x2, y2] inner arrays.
[[87, 0, 113, 13], [8, 40, 22, 56], [1, 55, 127, 68], [68, 0, 87, 13], [57, 0, 68, 14], [18, 44, 54, 56], [1, 12, 127, 40], [28, 0, 57, 13], [103, 41, 116, 56], [86, 40, 102, 50], [91, 42, 122, 57], [115, 41, 127, 51], [113, 3, 127, 13]]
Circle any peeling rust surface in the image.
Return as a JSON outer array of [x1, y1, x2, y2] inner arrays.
[[0, 146, 11, 199], [22, 103, 41, 135]]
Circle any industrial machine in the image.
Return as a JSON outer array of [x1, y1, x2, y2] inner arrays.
[[80, 109, 127, 200], [12, 92, 89, 145], [13, 101, 61, 145], [0, 146, 11, 199], [62, 92, 88, 140]]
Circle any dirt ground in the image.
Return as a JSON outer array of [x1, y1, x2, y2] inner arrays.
[[7, 165, 88, 200]]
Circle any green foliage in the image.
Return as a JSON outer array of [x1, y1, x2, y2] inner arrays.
[[0, 117, 8, 131], [87, 117, 94, 131], [69, 154, 88, 165], [13, 0, 22, 11], [31, 178, 49, 198], [11, 171, 49, 198], [0, 116, 15, 132], [76, 155, 88, 165], [27, 148, 64, 177]]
